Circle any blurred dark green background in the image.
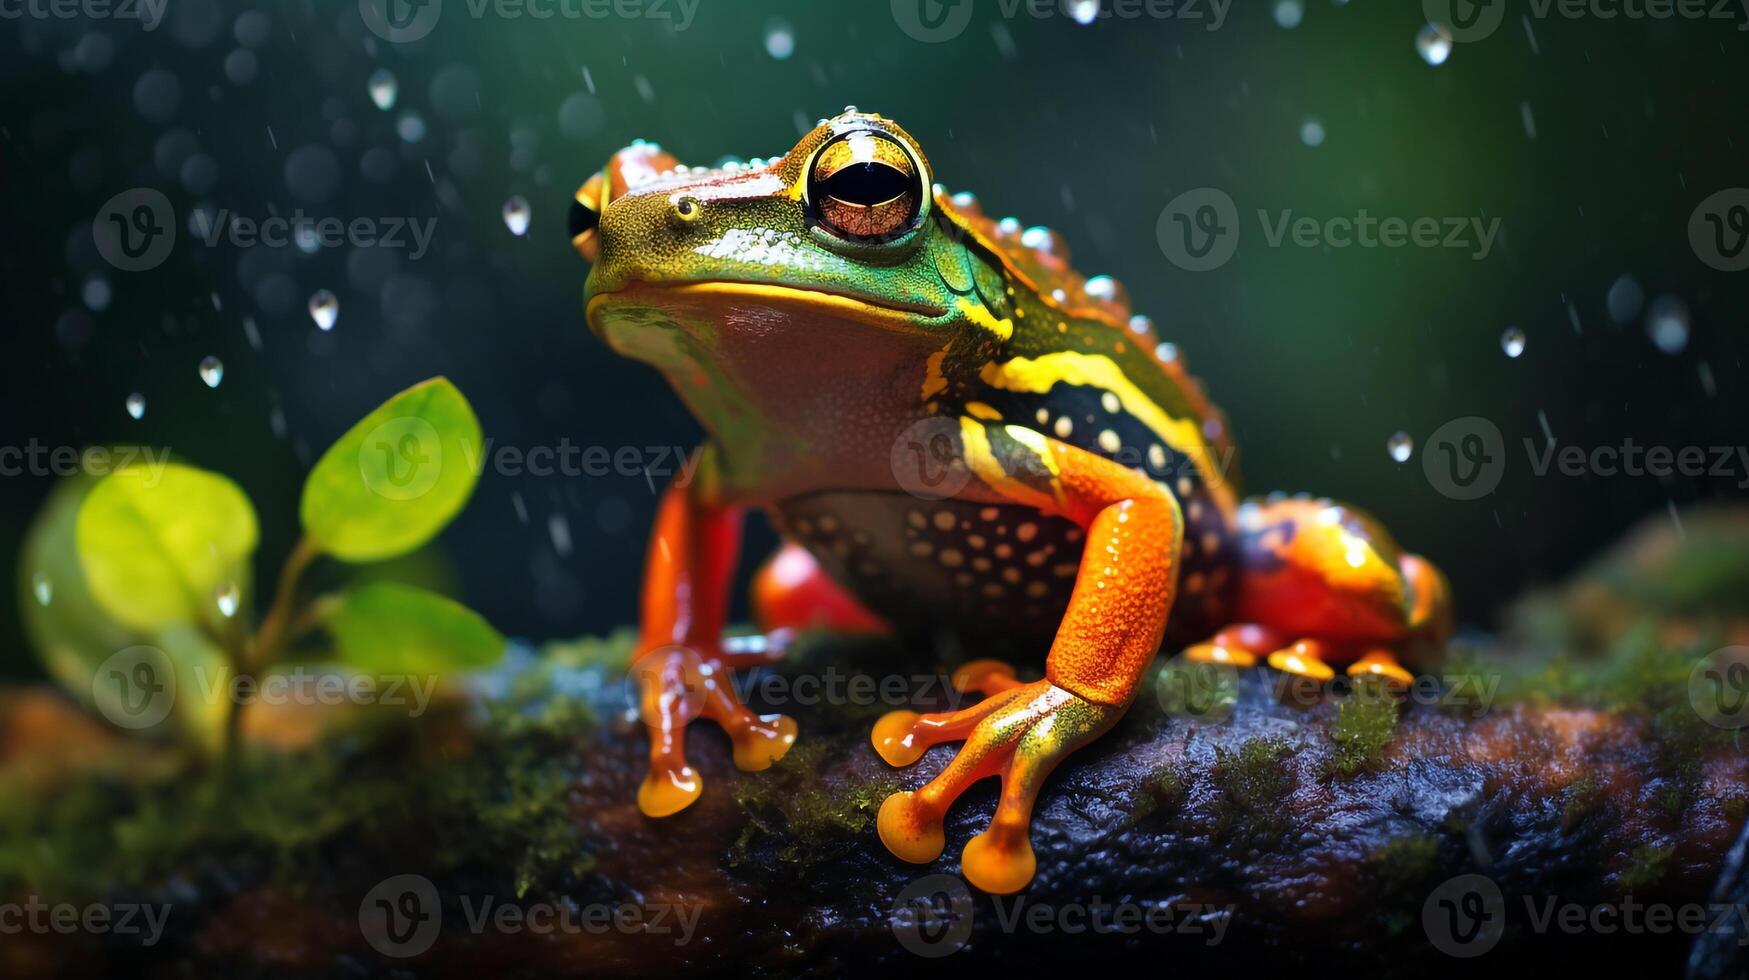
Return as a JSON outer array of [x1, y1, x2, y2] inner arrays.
[[3, 0, 1745, 681]]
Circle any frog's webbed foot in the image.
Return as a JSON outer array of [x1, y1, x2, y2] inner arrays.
[[873, 679, 1122, 894], [631, 643, 797, 817]]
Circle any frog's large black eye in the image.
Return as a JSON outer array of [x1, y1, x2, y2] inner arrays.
[[807, 131, 923, 243], [568, 198, 598, 238], [569, 182, 603, 262]]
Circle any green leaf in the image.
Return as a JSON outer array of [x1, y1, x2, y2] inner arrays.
[[75, 462, 258, 632], [300, 377, 483, 563], [21, 467, 233, 751], [320, 582, 504, 675]]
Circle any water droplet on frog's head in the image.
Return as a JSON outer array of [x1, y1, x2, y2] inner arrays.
[[1020, 225, 1068, 260], [125, 392, 146, 420], [199, 355, 224, 388], [1387, 432, 1414, 463], [996, 217, 1022, 239], [1129, 314, 1154, 337], [763, 18, 795, 59], [308, 289, 338, 331], [1501, 326, 1526, 359], [1084, 275, 1127, 308], [368, 68, 398, 111], [1273, 0, 1304, 29], [502, 195, 531, 236], [1154, 342, 1179, 364], [1299, 118, 1326, 147], [1645, 296, 1690, 355], [1416, 23, 1453, 66], [1068, 0, 1099, 25], [32, 572, 52, 607], [214, 581, 240, 619]]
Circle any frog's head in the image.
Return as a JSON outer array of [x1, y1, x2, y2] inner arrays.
[[573, 110, 1020, 434]]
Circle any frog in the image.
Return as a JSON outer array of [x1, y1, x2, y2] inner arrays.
[[570, 108, 1453, 894]]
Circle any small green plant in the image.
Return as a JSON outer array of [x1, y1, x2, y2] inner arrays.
[[1323, 680, 1402, 777], [17, 377, 504, 755]]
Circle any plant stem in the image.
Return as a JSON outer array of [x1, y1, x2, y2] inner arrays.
[[226, 536, 321, 755]]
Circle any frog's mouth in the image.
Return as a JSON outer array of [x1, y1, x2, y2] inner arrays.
[[586, 280, 948, 341]]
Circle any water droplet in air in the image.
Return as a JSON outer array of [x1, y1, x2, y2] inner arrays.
[[1387, 432, 1414, 463], [502, 195, 531, 236], [1501, 327, 1526, 358], [32, 572, 52, 607], [1273, 0, 1303, 28], [199, 355, 224, 388], [1068, 0, 1099, 25], [214, 581, 240, 619], [763, 18, 795, 59], [1416, 23, 1452, 66], [126, 392, 146, 420], [368, 69, 398, 111], [1645, 296, 1690, 355], [309, 289, 338, 331], [1299, 118, 1325, 147]]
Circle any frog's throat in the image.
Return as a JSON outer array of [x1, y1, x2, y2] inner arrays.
[[585, 281, 947, 340]]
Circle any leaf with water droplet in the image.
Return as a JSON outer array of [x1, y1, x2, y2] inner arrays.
[[301, 377, 483, 563], [319, 582, 504, 675], [75, 462, 259, 631], [214, 581, 240, 618]]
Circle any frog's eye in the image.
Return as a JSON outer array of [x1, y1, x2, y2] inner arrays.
[[807, 131, 923, 243]]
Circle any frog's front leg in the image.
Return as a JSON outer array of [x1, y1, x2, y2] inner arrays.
[[874, 424, 1184, 893], [631, 446, 798, 817]]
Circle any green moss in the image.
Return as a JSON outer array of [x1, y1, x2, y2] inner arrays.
[[0, 638, 616, 904], [1369, 834, 1443, 935], [1562, 775, 1605, 832], [729, 742, 900, 868], [1210, 737, 1294, 841], [1129, 763, 1189, 824], [1618, 843, 1675, 893], [1323, 683, 1401, 778]]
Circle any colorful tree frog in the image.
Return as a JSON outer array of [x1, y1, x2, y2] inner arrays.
[[570, 109, 1452, 894]]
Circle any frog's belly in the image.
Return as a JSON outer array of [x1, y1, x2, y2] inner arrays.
[[772, 491, 1233, 654]]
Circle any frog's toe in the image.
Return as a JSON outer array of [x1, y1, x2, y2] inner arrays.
[[638, 764, 703, 817], [1345, 649, 1414, 687], [727, 711, 798, 772], [877, 791, 947, 864], [961, 828, 1036, 896], [1266, 639, 1337, 682], [871, 692, 1014, 768], [951, 658, 1023, 697]]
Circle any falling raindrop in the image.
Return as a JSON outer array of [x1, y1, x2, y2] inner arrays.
[[309, 289, 339, 331], [763, 18, 796, 59], [214, 581, 240, 619], [1606, 274, 1645, 325], [1299, 118, 1326, 147], [199, 355, 225, 388], [368, 68, 398, 111], [502, 195, 531, 236], [1501, 327, 1526, 359], [125, 392, 146, 420], [1273, 0, 1303, 29], [1387, 432, 1414, 463], [32, 572, 52, 607], [1645, 296, 1690, 355], [1068, 0, 1099, 25], [1416, 23, 1452, 66]]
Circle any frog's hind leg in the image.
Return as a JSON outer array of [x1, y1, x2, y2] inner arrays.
[[751, 541, 891, 644], [1228, 496, 1454, 685]]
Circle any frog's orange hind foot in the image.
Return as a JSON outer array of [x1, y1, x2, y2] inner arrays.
[[873, 680, 1122, 894], [631, 644, 798, 818], [951, 658, 1024, 697]]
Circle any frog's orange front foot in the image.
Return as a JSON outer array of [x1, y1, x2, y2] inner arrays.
[[873, 679, 1123, 894], [631, 643, 798, 817]]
